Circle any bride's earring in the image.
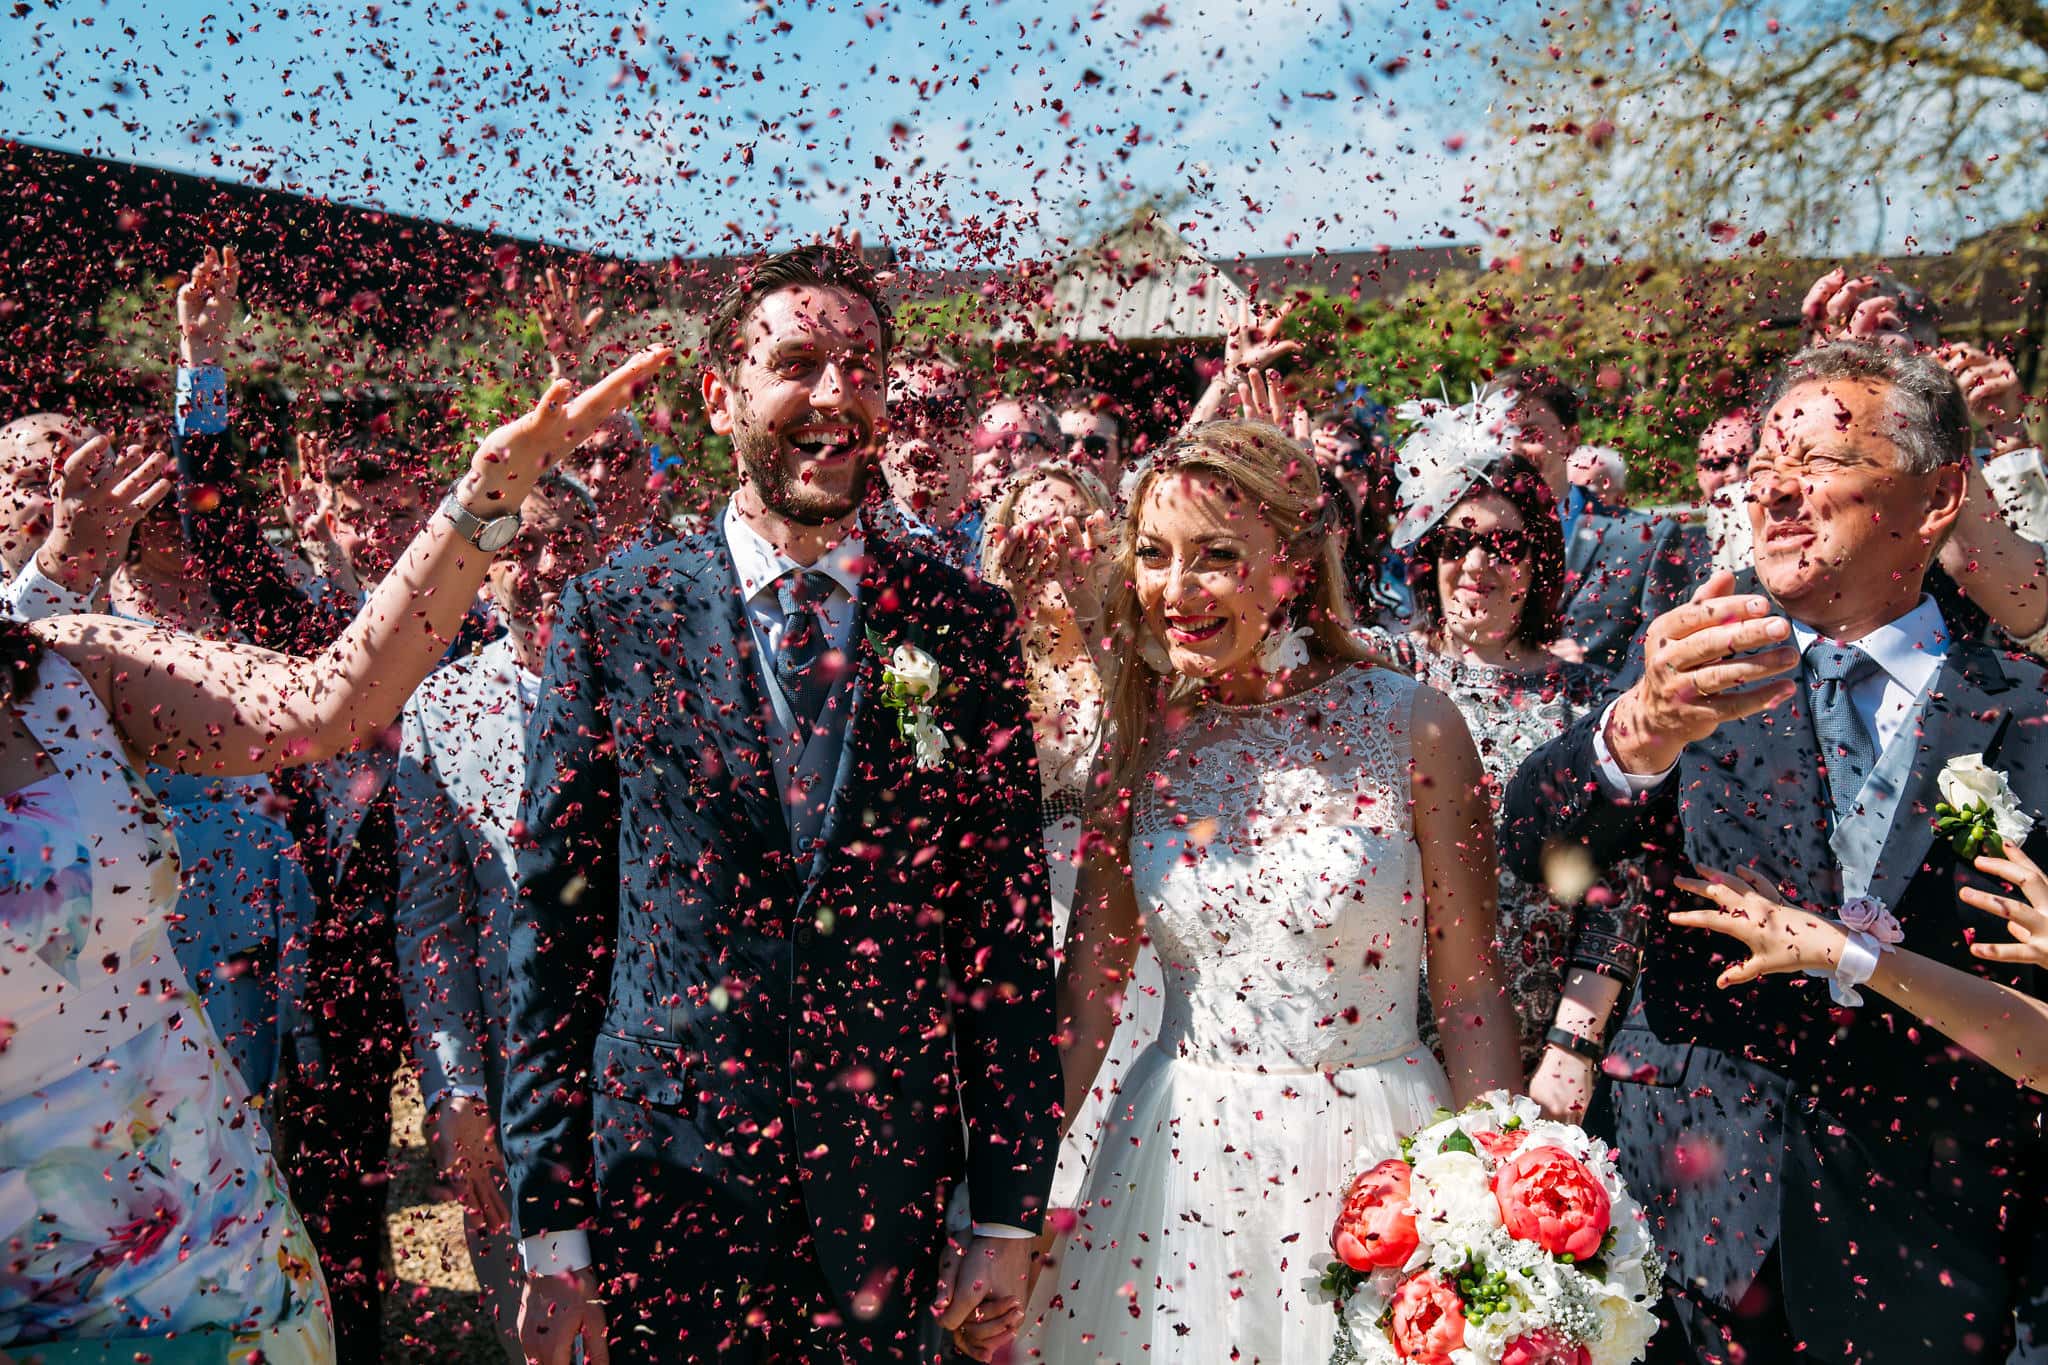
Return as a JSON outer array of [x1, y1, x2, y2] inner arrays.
[[1258, 600, 1313, 674]]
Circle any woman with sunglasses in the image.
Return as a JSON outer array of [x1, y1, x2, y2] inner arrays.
[[1366, 388, 1602, 1067]]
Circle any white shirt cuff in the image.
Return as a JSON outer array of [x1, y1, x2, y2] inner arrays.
[[1591, 698, 1676, 798], [518, 1229, 592, 1275], [1804, 928, 1885, 1007], [971, 1222, 1033, 1240], [4, 554, 93, 621]]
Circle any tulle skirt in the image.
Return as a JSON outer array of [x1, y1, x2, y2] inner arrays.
[[1019, 1039, 1451, 1365]]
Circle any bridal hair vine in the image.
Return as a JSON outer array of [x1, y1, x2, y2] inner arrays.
[[1389, 383, 1520, 552]]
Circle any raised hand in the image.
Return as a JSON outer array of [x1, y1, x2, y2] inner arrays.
[[1798, 267, 1915, 352], [1937, 342, 2028, 451], [176, 245, 240, 368], [1961, 844, 2048, 967], [1602, 570, 1800, 776], [538, 265, 606, 382], [38, 434, 173, 596], [1233, 367, 1307, 440], [1224, 291, 1302, 377], [1670, 865, 1845, 987], [463, 346, 672, 513]]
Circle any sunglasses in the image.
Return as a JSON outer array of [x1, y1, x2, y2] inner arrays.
[[1066, 433, 1113, 459], [1435, 527, 1533, 563]]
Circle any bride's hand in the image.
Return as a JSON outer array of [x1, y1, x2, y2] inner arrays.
[[1527, 1045, 1596, 1124], [1669, 865, 1848, 986]]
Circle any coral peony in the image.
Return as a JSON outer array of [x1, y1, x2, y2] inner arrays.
[[1503, 1328, 1593, 1365], [1388, 1270, 1467, 1364], [1492, 1145, 1612, 1262], [1331, 1157, 1419, 1270]]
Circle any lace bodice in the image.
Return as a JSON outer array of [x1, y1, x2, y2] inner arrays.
[[1130, 664, 1425, 1072]]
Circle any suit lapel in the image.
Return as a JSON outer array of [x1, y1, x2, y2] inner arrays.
[[1862, 642, 2016, 914], [671, 532, 789, 844]]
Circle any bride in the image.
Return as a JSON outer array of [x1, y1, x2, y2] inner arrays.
[[1019, 419, 1521, 1364]]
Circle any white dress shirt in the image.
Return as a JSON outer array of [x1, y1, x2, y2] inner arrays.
[[1596, 594, 1949, 797], [521, 505, 1023, 1275]]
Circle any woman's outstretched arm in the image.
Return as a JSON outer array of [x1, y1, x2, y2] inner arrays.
[[38, 347, 670, 776]]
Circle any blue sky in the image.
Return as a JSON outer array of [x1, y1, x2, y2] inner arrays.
[[0, 0, 1523, 264]]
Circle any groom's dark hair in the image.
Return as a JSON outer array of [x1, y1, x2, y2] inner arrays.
[[707, 243, 894, 376]]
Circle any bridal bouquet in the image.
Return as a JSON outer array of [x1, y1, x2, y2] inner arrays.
[[1321, 1092, 1662, 1365]]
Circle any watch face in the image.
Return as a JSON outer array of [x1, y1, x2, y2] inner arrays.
[[477, 517, 520, 553]]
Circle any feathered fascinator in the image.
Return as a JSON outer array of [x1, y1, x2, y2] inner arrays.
[[1388, 384, 1520, 551]]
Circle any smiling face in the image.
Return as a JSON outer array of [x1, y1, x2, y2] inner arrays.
[[1431, 489, 1533, 647], [705, 284, 885, 528], [1746, 377, 1962, 632], [1132, 470, 1295, 682]]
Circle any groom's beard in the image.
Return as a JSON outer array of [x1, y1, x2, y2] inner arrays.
[[733, 418, 875, 528]]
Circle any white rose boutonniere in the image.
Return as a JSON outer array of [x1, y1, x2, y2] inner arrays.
[[873, 632, 950, 769], [1935, 753, 2033, 858]]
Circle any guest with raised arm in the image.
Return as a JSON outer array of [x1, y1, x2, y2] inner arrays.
[[0, 342, 667, 1364], [394, 472, 599, 1365], [1506, 341, 2045, 1365], [0, 415, 170, 616], [1363, 387, 1602, 1066]]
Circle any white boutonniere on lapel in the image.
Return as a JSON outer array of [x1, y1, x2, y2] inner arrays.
[[1935, 753, 2033, 858], [871, 631, 950, 770]]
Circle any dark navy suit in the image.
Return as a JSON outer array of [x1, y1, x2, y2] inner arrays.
[[1503, 575, 2046, 1364], [501, 526, 1060, 1361]]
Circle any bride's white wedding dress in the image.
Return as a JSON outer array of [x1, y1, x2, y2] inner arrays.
[[1022, 664, 1453, 1364]]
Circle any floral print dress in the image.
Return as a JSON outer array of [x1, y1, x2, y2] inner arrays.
[[0, 655, 331, 1361]]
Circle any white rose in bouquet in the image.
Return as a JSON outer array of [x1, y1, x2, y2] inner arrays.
[[1410, 1150, 1501, 1238]]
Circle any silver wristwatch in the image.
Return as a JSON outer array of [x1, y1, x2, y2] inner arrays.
[[440, 493, 522, 552]]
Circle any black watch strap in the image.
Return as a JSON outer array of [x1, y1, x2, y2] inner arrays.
[[1544, 1026, 1607, 1064]]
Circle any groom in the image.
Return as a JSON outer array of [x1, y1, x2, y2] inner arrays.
[[1506, 340, 2046, 1364], [501, 244, 1061, 1363]]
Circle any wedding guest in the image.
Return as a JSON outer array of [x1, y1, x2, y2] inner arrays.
[[1055, 388, 1123, 488], [0, 416, 169, 615], [1568, 442, 1629, 503], [980, 460, 1161, 1233], [961, 395, 1058, 558], [395, 472, 597, 1365], [1692, 409, 1755, 574], [1369, 393, 1600, 1065], [1509, 341, 2047, 1364], [880, 352, 976, 567], [0, 336, 667, 1362], [1499, 366, 1689, 675]]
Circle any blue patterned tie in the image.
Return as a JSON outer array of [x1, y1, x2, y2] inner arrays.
[[1805, 641, 1881, 824], [774, 569, 834, 727]]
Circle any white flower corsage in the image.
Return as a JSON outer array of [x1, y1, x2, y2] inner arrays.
[[873, 633, 950, 770], [1935, 753, 2033, 858]]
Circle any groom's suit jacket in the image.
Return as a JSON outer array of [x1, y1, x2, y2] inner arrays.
[[499, 525, 1060, 1314], [1502, 573, 2046, 1363]]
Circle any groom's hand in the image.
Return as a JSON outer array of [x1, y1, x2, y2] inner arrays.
[[518, 1267, 608, 1365], [935, 1234, 1032, 1362]]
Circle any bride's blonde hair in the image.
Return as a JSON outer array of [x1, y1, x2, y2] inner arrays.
[[1098, 418, 1378, 795]]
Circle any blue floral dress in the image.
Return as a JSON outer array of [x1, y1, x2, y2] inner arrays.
[[0, 655, 331, 1361]]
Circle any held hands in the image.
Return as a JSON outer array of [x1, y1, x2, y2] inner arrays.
[[517, 1267, 608, 1365], [462, 346, 672, 513], [935, 1233, 1035, 1363], [1960, 843, 2048, 967], [38, 434, 173, 596], [424, 1093, 510, 1234], [1603, 570, 1799, 776], [176, 246, 239, 368], [1670, 865, 1846, 987]]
